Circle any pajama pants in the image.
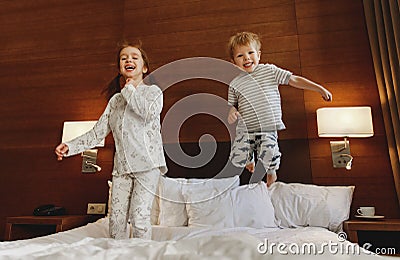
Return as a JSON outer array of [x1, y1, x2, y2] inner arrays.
[[230, 126, 281, 182], [109, 168, 161, 240]]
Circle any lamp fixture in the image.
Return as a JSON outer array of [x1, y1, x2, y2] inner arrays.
[[61, 121, 105, 173], [316, 106, 374, 170]]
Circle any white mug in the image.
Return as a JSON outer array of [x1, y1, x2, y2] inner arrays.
[[357, 206, 375, 216]]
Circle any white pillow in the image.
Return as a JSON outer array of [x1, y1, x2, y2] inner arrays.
[[107, 180, 160, 225], [157, 177, 188, 226], [158, 175, 240, 227], [231, 183, 277, 228], [183, 182, 277, 228], [269, 182, 355, 232], [184, 186, 234, 228]]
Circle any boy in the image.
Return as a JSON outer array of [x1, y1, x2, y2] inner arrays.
[[227, 32, 332, 187]]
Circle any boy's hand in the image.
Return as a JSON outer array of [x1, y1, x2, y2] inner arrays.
[[321, 88, 332, 101], [228, 108, 240, 124]]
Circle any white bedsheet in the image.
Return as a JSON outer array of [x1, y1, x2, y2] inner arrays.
[[0, 218, 389, 259]]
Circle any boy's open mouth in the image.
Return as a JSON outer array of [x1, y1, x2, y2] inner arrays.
[[243, 62, 253, 68]]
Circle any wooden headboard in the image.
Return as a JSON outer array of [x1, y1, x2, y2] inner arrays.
[[164, 140, 312, 185]]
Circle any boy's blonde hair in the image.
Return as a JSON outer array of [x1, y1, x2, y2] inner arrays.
[[228, 32, 262, 60]]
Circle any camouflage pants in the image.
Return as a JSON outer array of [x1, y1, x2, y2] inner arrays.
[[230, 127, 281, 178]]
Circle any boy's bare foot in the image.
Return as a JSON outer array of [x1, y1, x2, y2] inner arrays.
[[266, 173, 277, 187], [245, 162, 255, 173]]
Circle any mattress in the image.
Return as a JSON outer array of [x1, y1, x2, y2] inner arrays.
[[0, 218, 389, 259]]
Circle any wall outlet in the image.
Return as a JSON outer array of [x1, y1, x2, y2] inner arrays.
[[332, 154, 351, 168], [87, 203, 106, 215]]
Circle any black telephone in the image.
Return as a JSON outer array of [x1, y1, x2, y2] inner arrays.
[[33, 204, 66, 216]]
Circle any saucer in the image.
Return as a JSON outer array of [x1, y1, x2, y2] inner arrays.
[[355, 215, 384, 219]]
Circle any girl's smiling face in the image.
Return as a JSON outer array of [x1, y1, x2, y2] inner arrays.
[[119, 46, 148, 81], [232, 43, 261, 73]]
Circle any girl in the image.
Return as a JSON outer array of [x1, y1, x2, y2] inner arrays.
[[55, 41, 167, 239]]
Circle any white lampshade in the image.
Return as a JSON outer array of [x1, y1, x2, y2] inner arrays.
[[316, 107, 374, 138], [61, 121, 105, 147]]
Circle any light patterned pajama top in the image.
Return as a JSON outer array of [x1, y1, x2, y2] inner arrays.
[[64, 83, 167, 175]]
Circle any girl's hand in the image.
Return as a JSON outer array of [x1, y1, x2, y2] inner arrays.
[[124, 78, 135, 89], [55, 143, 69, 161]]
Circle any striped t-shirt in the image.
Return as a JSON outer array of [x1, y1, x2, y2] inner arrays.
[[228, 63, 292, 132]]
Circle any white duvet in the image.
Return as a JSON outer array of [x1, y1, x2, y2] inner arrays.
[[0, 218, 389, 260]]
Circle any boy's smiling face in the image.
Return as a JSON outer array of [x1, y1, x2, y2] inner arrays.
[[232, 43, 261, 73]]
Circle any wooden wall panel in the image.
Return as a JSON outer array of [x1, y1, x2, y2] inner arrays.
[[297, 0, 400, 218], [0, 0, 123, 240], [0, 0, 398, 241], [123, 0, 306, 141]]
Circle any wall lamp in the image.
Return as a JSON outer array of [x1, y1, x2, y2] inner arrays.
[[61, 121, 105, 173], [316, 106, 374, 170]]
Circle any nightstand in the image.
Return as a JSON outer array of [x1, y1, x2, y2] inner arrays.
[[344, 219, 400, 255], [4, 215, 100, 241]]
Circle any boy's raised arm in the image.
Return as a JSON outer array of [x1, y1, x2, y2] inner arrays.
[[288, 75, 332, 101]]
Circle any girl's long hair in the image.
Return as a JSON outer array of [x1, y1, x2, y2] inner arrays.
[[102, 40, 150, 100]]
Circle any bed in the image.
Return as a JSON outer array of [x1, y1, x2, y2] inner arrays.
[[0, 178, 390, 259]]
